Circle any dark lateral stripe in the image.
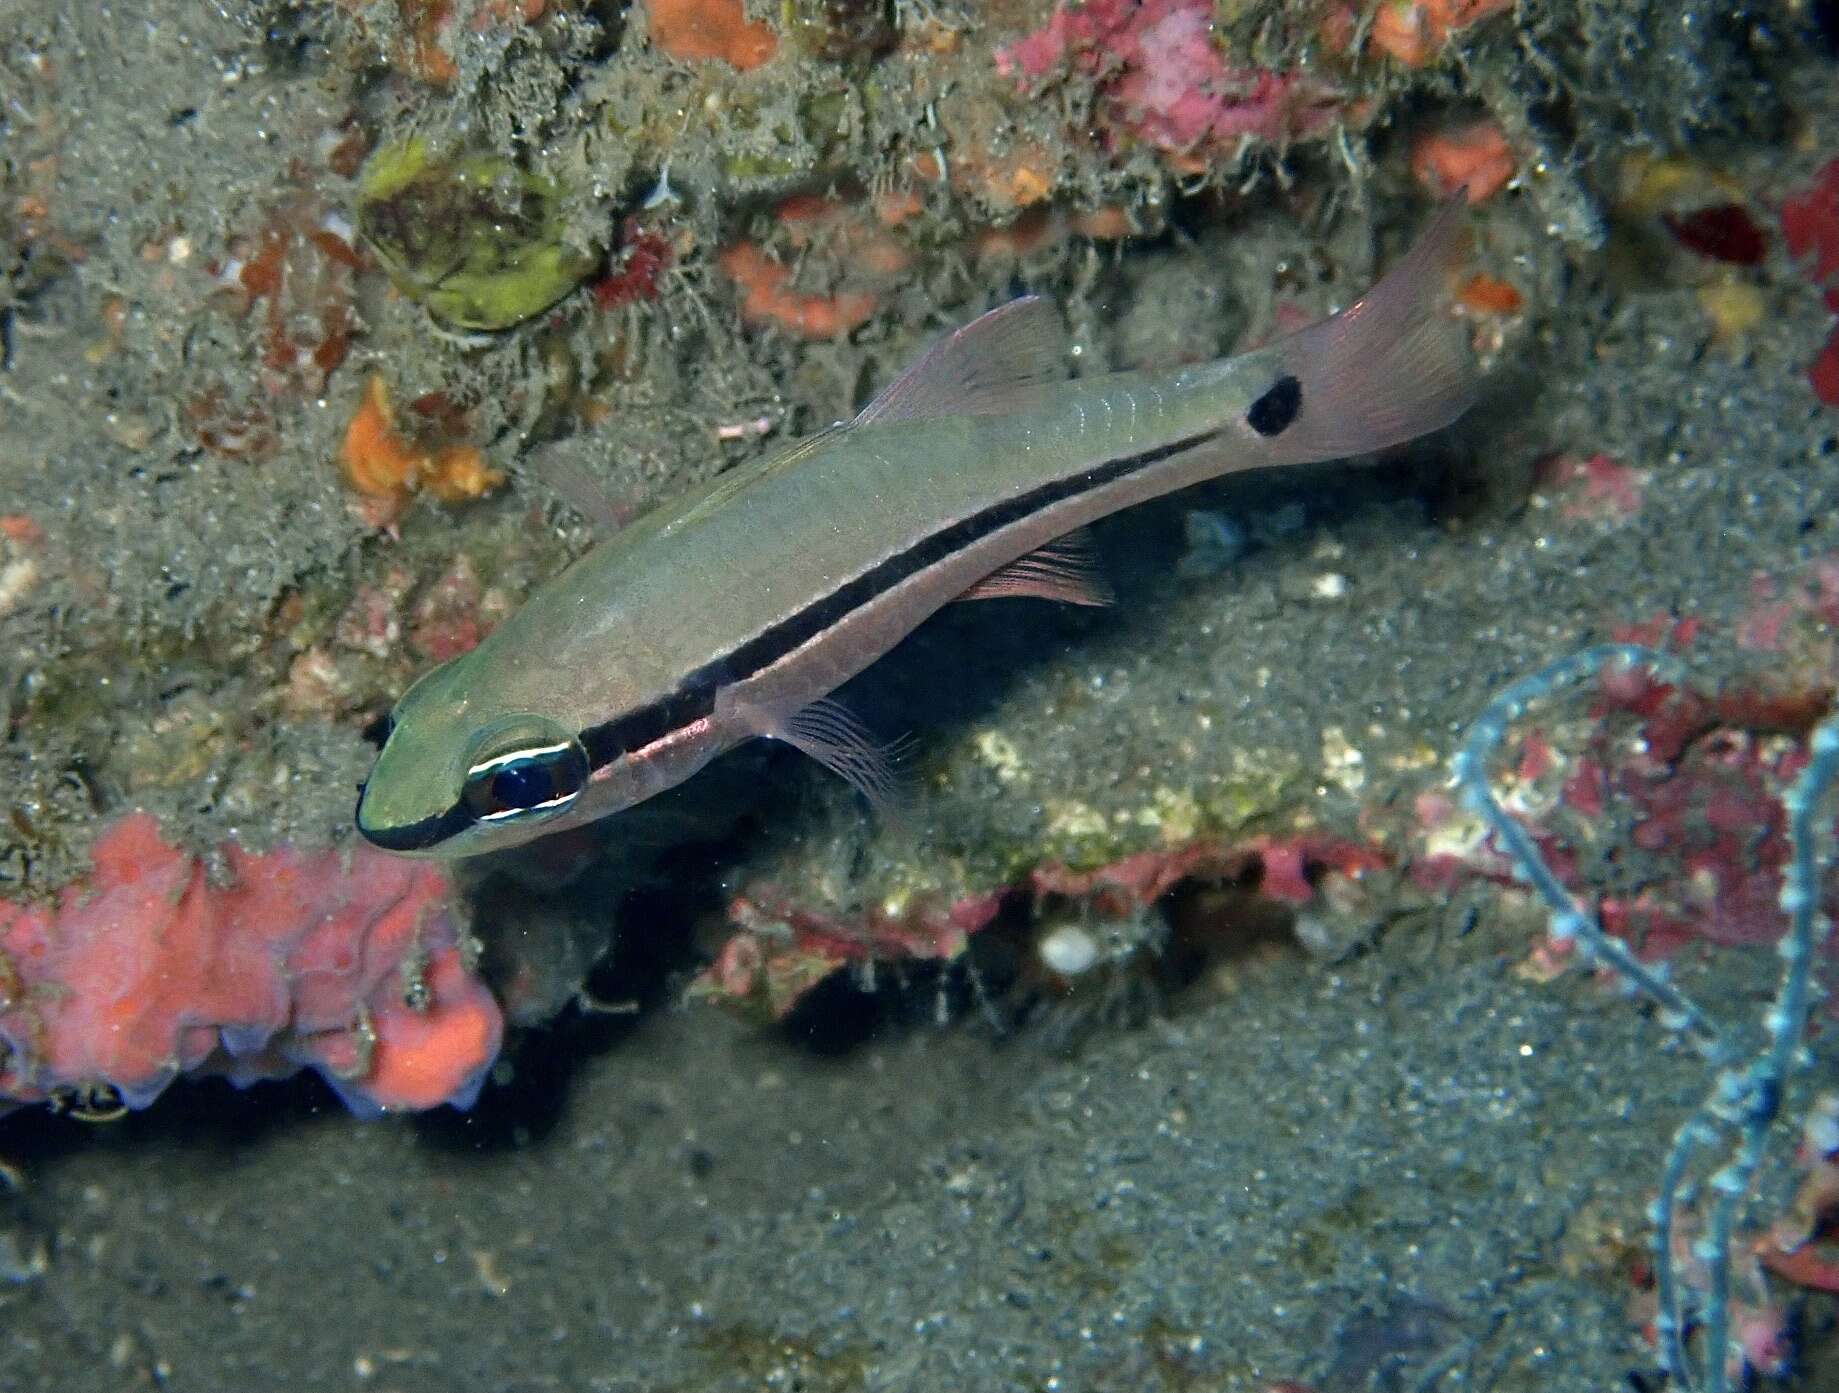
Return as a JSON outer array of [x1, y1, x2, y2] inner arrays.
[[580, 426, 1222, 768]]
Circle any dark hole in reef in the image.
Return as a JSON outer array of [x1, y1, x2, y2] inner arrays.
[[416, 846, 718, 1152], [778, 970, 888, 1056]]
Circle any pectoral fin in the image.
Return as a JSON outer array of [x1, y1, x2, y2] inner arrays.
[[728, 693, 907, 812]]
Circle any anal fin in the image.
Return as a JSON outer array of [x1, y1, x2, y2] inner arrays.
[[957, 530, 1114, 607]]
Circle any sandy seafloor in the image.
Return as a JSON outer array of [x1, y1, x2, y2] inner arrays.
[[4, 5, 1839, 1392], [1, 923, 1816, 1393]]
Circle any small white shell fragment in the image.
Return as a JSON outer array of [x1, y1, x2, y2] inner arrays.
[[1321, 725, 1366, 795], [1038, 922, 1100, 977]]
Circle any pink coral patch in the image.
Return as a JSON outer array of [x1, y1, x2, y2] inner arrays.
[[996, 0, 1344, 156], [1783, 158, 1839, 296], [1533, 452, 1647, 522], [1413, 661, 1839, 992], [0, 813, 502, 1114]]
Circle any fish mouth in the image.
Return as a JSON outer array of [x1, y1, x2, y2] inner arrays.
[[354, 786, 472, 855]]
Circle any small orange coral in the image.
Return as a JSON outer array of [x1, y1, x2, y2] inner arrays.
[[1455, 271, 1522, 316], [1370, 0, 1512, 69], [421, 443, 502, 504], [717, 194, 915, 339], [718, 243, 877, 338], [985, 145, 1055, 210], [340, 374, 503, 516], [774, 194, 908, 272], [1411, 119, 1514, 203], [929, 139, 1057, 214], [647, 0, 777, 69], [342, 374, 425, 501]]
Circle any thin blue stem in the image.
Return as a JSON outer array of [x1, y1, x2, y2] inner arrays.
[[1455, 645, 1831, 1390]]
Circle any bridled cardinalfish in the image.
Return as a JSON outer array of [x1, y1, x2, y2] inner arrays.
[[358, 202, 1479, 858]]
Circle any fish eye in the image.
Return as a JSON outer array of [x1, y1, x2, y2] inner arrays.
[[461, 733, 590, 824], [1246, 373, 1302, 437]]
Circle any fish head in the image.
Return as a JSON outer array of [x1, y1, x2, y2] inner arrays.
[[356, 654, 592, 857]]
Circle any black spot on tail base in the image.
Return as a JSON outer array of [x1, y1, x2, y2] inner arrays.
[[1246, 374, 1301, 437]]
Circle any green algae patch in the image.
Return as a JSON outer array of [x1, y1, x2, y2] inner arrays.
[[356, 138, 594, 331]]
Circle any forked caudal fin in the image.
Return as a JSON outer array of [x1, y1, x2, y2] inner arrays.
[[1255, 196, 1480, 467]]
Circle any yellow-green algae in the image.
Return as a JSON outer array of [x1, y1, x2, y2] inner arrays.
[[356, 138, 594, 331]]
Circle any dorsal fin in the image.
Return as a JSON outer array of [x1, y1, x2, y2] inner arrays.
[[853, 296, 1069, 426]]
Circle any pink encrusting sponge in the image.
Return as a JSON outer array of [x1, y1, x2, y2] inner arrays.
[[0, 812, 502, 1115], [996, 0, 1345, 157]]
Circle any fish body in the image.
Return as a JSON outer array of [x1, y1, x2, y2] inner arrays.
[[358, 203, 1478, 857]]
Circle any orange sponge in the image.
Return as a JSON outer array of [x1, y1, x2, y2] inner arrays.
[[360, 947, 505, 1112], [647, 0, 777, 70]]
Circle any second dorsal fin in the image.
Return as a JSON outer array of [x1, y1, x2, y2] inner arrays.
[[853, 296, 1069, 426]]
